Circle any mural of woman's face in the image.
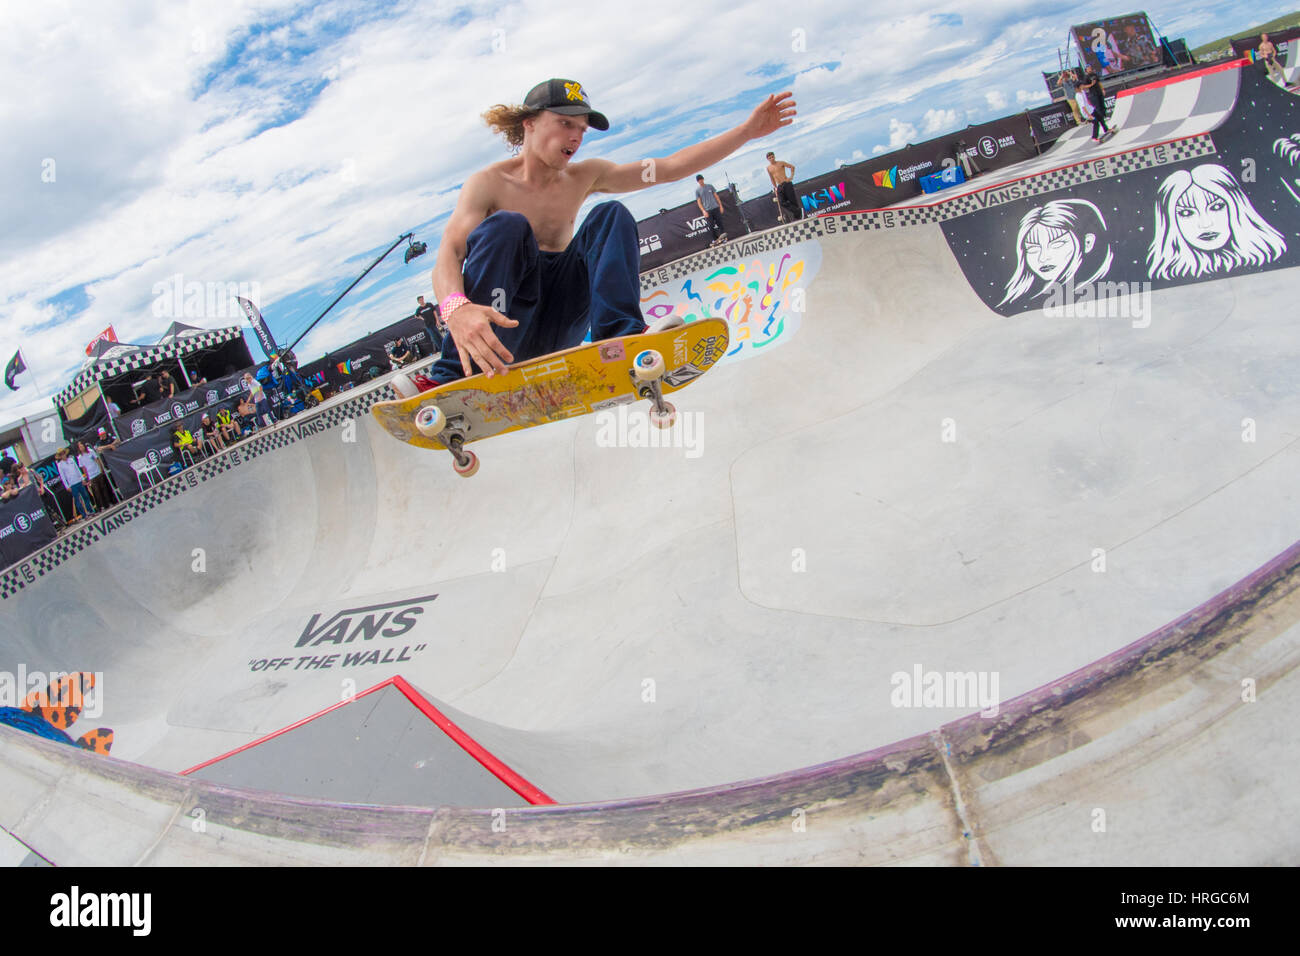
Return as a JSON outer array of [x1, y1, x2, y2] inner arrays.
[[1023, 224, 1088, 280], [1173, 185, 1230, 251]]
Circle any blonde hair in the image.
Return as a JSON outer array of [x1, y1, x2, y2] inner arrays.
[[482, 104, 540, 150]]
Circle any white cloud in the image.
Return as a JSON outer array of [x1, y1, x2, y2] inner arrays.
[[0, 0, 1282, 424], [922, 108, 958, 135], [1016, 88, 1048, 104]]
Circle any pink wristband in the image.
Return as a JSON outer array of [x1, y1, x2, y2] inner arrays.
[[440, 293, 470, 318]]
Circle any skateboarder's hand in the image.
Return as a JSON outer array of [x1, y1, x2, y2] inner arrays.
[[448, 304, 518, 378], [744, 91, 796, 140]]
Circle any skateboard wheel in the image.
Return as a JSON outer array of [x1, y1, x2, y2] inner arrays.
[[650, 401, 677, 430], [392, 374, 419, 399], [632, 349, 665, 382], [415, 404, 446, 437], [453, 449, 479, 477]]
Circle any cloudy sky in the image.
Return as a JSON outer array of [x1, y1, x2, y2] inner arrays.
[[2, 0, 1289, 423]]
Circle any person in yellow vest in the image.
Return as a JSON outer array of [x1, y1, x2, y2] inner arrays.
[[171, 424, 199, 465], [215, 407, 241, 446]]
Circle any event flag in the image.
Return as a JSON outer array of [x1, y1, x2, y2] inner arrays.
[[4, 349, 27, 391], [237, 296, 278, 360], [84, 325, 117, 356]]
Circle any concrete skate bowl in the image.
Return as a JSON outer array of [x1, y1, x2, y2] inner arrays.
[[1, 63, 1297, 865]]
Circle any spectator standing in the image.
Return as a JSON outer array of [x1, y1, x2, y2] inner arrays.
[[138, 374, 162, 405], [15, 463, 66, 531], [416, 295, 443, 353], [694, 175, 728, 245], [765, 152, 802, 222], [157, 369, 178, 399], [75, 439, 113, 510], [242, 372, 275, 428], [1059, 69, 1083, 125], [54, 447, 95, 521]]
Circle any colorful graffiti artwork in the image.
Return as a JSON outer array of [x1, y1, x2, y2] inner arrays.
[[640, 240, 822, 363]]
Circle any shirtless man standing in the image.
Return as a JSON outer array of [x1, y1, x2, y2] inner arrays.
[[766, 151, 801, 222], [1258, 33, 1288, 86], [424, 78, 796, 384]]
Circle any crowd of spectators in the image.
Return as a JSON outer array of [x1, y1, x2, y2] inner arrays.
[[1, 428, 119, 532]]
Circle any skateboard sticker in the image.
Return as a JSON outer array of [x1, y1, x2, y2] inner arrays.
[[598, 342, 626, 363], [664, 363, 706, 387], [691, 335, 726, 367], [520, 357, 570, 382], [592, 394, 637, 412]]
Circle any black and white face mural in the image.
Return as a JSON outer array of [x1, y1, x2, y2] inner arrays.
[[999, 199, 1114, 306], [943, 68, 1300, 317], [1147, 164, 1286, 279], [1271, 133, 1300, 205]]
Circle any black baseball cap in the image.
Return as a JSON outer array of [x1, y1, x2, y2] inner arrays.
[[524, 79, 609, 130]]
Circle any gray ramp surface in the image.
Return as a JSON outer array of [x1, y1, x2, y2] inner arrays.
[[0, 63, 1297, 865]]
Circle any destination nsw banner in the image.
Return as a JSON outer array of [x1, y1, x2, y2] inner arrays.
[[0, 485, 57, 569], [116, 370, 247, 440], [795, 113, 1040, 217]]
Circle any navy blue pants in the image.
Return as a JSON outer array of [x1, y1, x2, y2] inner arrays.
[[429, 201, 646, 383]]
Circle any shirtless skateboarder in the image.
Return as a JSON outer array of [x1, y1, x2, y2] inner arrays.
[[421, 78, 796, 387], [766, 151, 801, 222]]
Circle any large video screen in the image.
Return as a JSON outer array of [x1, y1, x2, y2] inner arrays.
[[1071, 12, 1162, 77]]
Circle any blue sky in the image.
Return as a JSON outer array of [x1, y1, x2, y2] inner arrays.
[[2, 0, 1290, 421]]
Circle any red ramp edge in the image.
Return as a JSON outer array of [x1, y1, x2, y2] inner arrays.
[[179, 675, 556, 806]]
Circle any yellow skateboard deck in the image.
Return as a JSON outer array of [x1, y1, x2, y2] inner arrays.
[[370, 318, 729, 472]]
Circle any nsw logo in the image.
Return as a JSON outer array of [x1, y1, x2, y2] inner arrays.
[[800, 182, 847, 213], [873, 167, 899, 189]]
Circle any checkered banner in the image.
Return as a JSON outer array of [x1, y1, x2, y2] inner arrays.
[[55, 326, 243, 406]]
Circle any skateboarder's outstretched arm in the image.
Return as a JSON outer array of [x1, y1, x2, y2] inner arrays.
[[587, 92, 796, 195], [432, 171, 520, 378]]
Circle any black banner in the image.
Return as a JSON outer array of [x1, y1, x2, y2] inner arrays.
[[1028, 101, 1078, 145], [636, 188, 749, 271], [100, 430, 179, 498], [1230, 28, 1300, 58], [0, 485, 57, 569], [296, 317, 432, 392], [115, 371, 247, 441], [60, 396, 111, 446]]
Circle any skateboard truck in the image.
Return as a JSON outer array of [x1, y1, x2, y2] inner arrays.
[[630, 349, 677, 429], [415, 405, 480, 476]]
